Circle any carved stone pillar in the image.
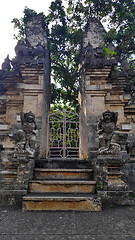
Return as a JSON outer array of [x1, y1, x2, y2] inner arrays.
[[79, 18, 115, 159]]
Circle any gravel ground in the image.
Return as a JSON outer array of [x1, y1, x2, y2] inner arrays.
[[0, 204, 135, 240]]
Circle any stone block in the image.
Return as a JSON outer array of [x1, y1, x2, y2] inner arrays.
[[29, 180, 96, 193], [34, 168, 93, 180], [121, 123, 132, 131], [0, 124, 8, 130], [98, 190, 134, 205], [22, 195, 101, 211]]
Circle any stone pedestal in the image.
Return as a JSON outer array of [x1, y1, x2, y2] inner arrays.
[[96, 153, 134, 205], [16, 154, 35, 184]]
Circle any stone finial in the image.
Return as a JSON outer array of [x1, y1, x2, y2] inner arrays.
[[25, 15, 47, 48], [1, 55, 11, 71], [121, 57, 130, 71], [83, 18, 105, 49]]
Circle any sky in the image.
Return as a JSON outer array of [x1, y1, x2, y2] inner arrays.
[[0, 0, 53, 67]]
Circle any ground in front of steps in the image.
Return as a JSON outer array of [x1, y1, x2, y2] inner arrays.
[[0, 204, 135, 240]]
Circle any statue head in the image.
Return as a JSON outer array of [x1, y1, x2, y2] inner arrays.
[[103, 110, 112, 122], [103, 110, 118, 124], [25, 111, 35, 123]]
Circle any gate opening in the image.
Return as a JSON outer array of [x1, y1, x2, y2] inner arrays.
[[47, 109, 80, 159]]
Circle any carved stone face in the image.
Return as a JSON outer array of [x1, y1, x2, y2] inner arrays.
[[25, 112, 35, 123], [103, 111, 112, 122]]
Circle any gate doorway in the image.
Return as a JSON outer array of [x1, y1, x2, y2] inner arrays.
[[47, 109, 80, 159]]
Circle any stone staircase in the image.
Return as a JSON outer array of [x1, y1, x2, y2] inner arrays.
[[22, 159, 101, 211]]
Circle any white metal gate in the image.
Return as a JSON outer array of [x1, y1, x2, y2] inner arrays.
[[47, 109, 80, 159]]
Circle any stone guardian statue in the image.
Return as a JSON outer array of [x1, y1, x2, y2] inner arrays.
[[97, 110, 121, 154], [14, 111, 37, 157]]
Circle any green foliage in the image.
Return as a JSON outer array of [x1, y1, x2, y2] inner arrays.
[[109, 203, 115, 208], [48, 0, 82, 109], [103, 44, 117, 58], [11, 0, 135, 108], [67, 0, 135, 65], [50, 102, 78, 113], [12, 7, 38, 40], [100, 182, 104, 190], [133, 77, 135, 84]]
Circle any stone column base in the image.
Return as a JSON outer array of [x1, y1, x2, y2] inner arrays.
[[96, 152, 135, 205]]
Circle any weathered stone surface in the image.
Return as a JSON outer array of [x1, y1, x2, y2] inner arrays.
[[34, 168, 93, 180], [79, 17, 135, 162], [29, 180, 96, 193], [96, 152, 134, 204], [16, 157, 35, 184], [0, 190, 27, 206], [14, 111, 38, 157], [1, 55, 11, 71], [126, 132, 135, 156], [97, 110, 121, 155], [96, 110, 131, 203], [98, 190, 134, 205], [83, 18, 105, 49], [0, 170, 17, 180], [35, 159, 92, 169], [0, 15, 50, 159], [22, 157, 100, 211], [25, 16, 48, 48], [22, 195, 101, 211]]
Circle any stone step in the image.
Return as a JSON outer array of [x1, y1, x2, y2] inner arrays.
[[35, 159, 92, 169], [0, 182, 28, 190], [22, 193, 101, 211], [0, 170, 17, 180], [108, 171, 124, 179], [1, 160, 18, 170], [29, 180, 96, 193], [34, 168, 93, 180]]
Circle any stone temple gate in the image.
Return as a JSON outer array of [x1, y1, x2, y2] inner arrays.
[[0, 16, 135, 210]]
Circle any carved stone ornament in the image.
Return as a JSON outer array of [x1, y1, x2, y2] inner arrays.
[[14, 111, 37, 157], [1, 55, 11, 71], [15, 40, 29, 58], [97, 110, 121, 154]]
